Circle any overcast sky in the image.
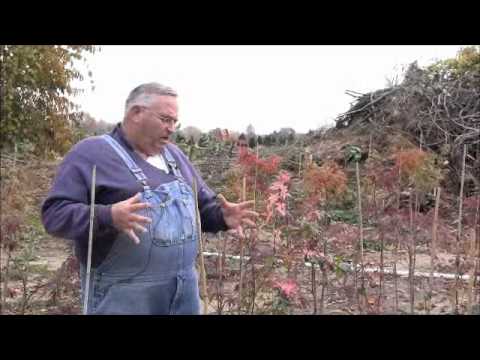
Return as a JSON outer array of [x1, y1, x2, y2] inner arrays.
[[73, 45, 465, 135]]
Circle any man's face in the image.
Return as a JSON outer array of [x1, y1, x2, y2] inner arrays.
[[134, 95, 178, 156]]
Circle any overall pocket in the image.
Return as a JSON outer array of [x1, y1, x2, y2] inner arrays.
[[94, 230, 151, 276], [149, 186, 195, 247]]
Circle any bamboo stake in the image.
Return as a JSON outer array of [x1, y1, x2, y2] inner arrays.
[[193, 178, 209, 315], [298, 152, 303, 177], [466, 183, 479, 313], [320, 237, 328, 314], [408, 193, 416, 314], [1, 235, 13, 314], [312, 264, 317, 314], [455, 145, 467, 314], [238, 176, 247, 313], [83, 165, 96, 315], [215, 233, 223, 315], [253, 140, 258, 211], [394, 167, 401, 313], [428, 187, 441, 314], [355, 161, 366, 313], [374, 184, 385, 312], [249, 138, 259, 314]]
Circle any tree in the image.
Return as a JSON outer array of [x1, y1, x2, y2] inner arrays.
[[172, 131, 186, 144], [198, 133, 210, 148], [74, 112, 114, 138], [209, 128, 223, 141], [229, 131, 240, 143], [428, 45, 480, 81], [1, 45, 97, 156], [246, 124, 255, 140], [263, 134, 272, 146], [181, 126, 203, 145], [279, 127, 296, 146]]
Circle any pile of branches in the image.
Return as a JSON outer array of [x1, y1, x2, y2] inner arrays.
[[335, 62, 480, 194]]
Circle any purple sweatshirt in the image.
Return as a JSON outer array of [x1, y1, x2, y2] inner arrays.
[[42, 124, 228, 267]]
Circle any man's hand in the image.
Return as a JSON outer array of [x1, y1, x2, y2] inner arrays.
[[217, 194, 259, 238], [111, 193, 151, 244]]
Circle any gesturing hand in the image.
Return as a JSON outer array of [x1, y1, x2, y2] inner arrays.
[[111, 193, 151, 244], [217, 194, 259, 238]]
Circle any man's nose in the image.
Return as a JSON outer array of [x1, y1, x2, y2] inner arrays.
[[166, 122, 175, 133]]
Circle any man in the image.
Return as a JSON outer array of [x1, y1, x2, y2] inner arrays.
[[42, 82, 258, 314]]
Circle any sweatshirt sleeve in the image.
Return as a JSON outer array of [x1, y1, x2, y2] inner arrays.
[[41, 141, 115, 245], [197, 180, 229, 233]]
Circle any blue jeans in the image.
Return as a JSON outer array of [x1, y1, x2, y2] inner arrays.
[[80, 180, 201, 315]]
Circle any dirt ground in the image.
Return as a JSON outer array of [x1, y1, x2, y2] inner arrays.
[[1, 155, 478, 315], [2, 219, 478, 315]]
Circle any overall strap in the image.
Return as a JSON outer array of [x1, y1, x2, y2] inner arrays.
[[163, 146, 184, 179], [101, 134, 151, 193]]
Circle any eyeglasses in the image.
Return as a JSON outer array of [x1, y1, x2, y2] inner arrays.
[[142, 107, 178, 126]]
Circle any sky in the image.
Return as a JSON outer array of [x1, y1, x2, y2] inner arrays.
[[72, 45, 465, 135]]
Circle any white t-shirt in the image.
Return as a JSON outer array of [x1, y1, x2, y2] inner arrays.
[[146, 153, 169, 173]]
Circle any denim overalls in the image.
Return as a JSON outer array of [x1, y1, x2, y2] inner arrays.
[[80, 135, 201, 315]]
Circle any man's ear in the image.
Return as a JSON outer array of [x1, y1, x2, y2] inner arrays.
[[131, 105, 144, 115], [127, 105, 143, 123]]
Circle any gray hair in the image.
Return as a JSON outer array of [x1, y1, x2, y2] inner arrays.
[[124, 82, 177, 114]]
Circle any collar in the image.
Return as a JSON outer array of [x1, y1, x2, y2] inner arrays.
[[111, 123, 168, 158]]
